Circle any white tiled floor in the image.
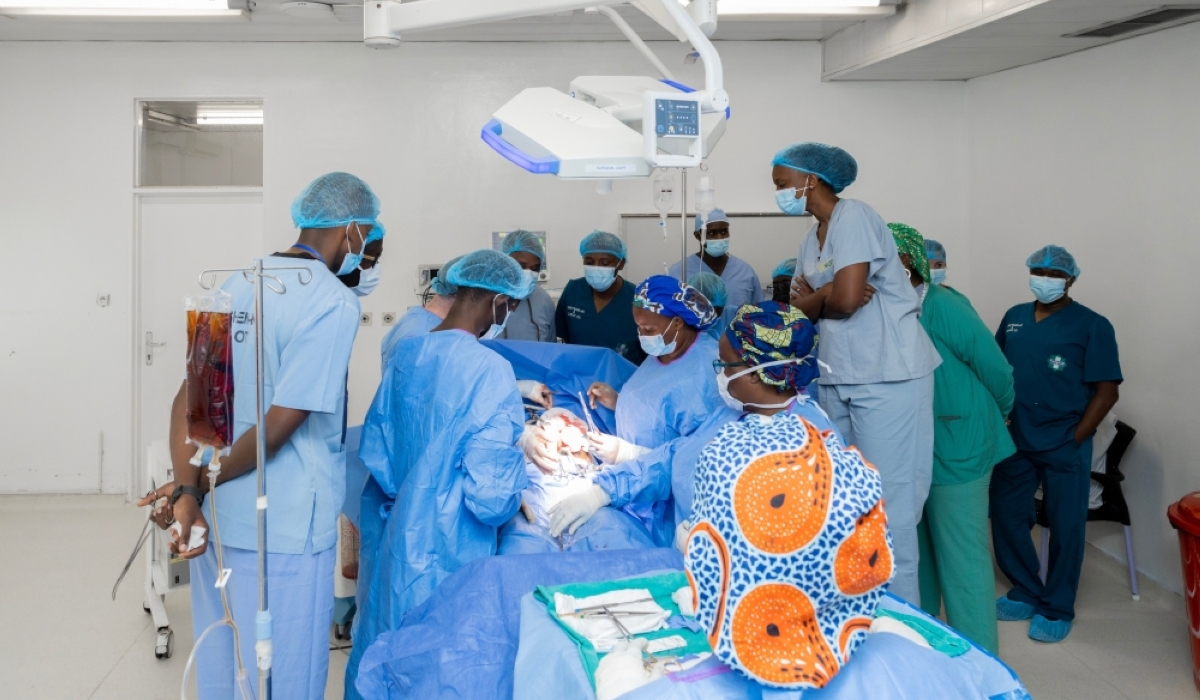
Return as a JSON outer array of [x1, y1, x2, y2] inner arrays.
[[1, 494, 1195, 699]]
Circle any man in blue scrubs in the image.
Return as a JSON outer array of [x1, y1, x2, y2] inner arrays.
[[991, 245, 1121, 643], [668, 209, 764, 310], [554, 230, 646, 364], [140, 172, 384, 699]]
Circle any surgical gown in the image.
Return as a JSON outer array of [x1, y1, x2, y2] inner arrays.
[[355, 330, 528, 684], [593, 332, 725, 545], [379, 306, 441, 372]]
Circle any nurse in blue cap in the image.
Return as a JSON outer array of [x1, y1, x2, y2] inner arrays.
[[668, 208, 764, 312], [771, 143, 941, 605]]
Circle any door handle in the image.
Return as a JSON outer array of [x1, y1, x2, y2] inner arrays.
[[145, 331, 166, 366]]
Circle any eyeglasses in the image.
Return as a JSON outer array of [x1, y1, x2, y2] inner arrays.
[[712, 360, 748, 375]]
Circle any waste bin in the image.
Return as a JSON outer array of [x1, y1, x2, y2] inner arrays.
[[1167, 492, 1200, 692]]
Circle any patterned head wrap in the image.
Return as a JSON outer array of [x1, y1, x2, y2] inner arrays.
[[686, 414, 894, 689], [633, 275, 718, 331], [887, 223, 929, 286], [723, 302, 819, 391]]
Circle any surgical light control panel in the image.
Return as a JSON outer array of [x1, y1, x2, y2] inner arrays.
[[643, 91, 702, 168]]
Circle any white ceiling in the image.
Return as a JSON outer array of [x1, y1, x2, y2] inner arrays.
[[828, 0, 1200, 80], [0, 1, 866, 41]]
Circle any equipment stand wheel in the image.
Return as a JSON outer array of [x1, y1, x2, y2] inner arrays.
[[155, 628, 174, 659]]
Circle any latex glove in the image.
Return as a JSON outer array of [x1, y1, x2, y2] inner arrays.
[[595, 638, 656, 700], [674, 519, 692, 553], [516, 380, 553, 409], [518, 424, 559, 474], [588, 433, 648, 466], [548, 484, 610, 537], [587, 382, 619, 411]]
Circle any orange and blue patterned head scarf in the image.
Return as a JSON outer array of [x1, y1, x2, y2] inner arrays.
[[685, 414, 894, 689], [723, 302, 819, 391], [633, 275, 719, 330]]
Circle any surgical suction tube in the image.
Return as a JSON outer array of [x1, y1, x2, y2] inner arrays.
[[595, 6, 676, 81]]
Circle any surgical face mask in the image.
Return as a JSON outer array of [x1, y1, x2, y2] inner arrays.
[[351, 264, 381, 297], [336, 223, 367, 277], [481, 296, 511, 340], [583, 265, 617, 292], [704, 239, 730, 257], [639, 318, 680, 357], [1029, 275, 1067, 304], [774, 183, 810, 216], [521, 269, 539, 288], [716, 359, 803, 412], [930, 269, 947, 287]]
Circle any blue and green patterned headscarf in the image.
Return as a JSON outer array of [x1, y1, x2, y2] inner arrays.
[[633, 275, 718, 330], [723, 302, 819, 390]]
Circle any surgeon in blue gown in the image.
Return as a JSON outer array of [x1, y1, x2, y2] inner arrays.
[[379, 255, 462, 371], [351, 249, 535, 687], [532, 275, 730, 547]]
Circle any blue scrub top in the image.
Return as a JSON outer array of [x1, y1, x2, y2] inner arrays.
[[996, 301, 1122, 453], [554, 277, 646, 365], [796, 199, 940, 385], [217, 257, 361, 554], [501, 285, 556, 343], [380, 306, 441, 373], [667, 253, 764, 313]]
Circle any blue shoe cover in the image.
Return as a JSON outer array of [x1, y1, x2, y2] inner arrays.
[[996, 594, 1035, 621], [1028, 614, 1072, 643]]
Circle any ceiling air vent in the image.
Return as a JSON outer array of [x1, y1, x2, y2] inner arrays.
[[1068, 6, 1200, 38]]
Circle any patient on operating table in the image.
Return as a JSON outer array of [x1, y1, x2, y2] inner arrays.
[[499, 408, 654, 554]]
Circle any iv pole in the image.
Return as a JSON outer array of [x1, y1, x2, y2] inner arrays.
[[197, 260, 312, 700], [679, 168, 688, 283]]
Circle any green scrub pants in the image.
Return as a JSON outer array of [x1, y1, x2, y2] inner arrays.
[[917, 472, 999, 654]]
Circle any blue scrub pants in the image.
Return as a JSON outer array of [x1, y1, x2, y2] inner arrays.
[[820, 374, 934, 605], [990, 439, 1092, 622], [191, 538, 334, 700]]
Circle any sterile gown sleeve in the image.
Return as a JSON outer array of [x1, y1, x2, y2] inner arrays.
[[460, 382, 528, 527]]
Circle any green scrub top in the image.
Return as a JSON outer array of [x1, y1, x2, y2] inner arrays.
[[554, 277, 647, 365], [995, 300, 1122, 453], [920, 284, 1016, 484]]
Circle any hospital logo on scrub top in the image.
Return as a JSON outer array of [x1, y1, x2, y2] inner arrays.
[[1047, 355, 1067, 372]]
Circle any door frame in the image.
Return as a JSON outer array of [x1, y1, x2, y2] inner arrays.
[[130, 187, 264, 499]]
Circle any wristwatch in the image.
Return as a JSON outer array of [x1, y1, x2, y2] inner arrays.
[[170, 484, 205, 508]]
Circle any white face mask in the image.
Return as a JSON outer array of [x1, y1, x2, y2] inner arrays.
[[481, 295, 511, 340], [716, 358, 804, 412], [351, 264, 381, 297]]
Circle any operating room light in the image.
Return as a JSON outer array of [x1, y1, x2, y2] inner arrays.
[[0, 0, 248, 20], [195, 106, 264, 126]]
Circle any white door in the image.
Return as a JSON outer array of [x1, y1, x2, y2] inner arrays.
[[136, 192, 263, 495]]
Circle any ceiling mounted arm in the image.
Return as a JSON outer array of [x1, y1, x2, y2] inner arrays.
[[592, 5, 676, 81]]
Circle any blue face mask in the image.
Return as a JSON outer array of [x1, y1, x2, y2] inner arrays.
[[351, 264, 380, 297], [336, 223, 368, 277], [1029, 275, 1067, 304], [481, 296, 511, 340], [583, 265, 617, 292], [704, 239, 730, 257], [930, 269, 947, 287], [775, 183, 810, 216], [639, 318, 680, 357], [521, 269, 539, 288]]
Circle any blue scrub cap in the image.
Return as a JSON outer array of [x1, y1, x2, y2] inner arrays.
[[924, 239, 946, 265], [771, 257, 798, 279], [430, 254, 464, 296], [500, 230, 545, 263], [291, 172, 385, 243], [446, 249, 536, 299], [695, 208, 728, 232], [1026, 245, 1080, 278], [771, 142, 858, 194], [579, 230, 626, 260], [688, 271, 728, 309]]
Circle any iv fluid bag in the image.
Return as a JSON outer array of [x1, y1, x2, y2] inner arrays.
[[695, 175, 715, 225], [185, 290, 235, 452]]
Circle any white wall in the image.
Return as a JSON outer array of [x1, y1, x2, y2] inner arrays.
[[0, 39, 968, 495], [966, 21, 1200, 593]]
